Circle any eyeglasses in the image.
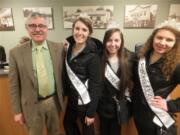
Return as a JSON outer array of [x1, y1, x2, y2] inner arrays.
[[27, 24, 47, 30]]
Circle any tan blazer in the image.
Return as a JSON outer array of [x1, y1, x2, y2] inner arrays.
[[8, 40, 64, 125]]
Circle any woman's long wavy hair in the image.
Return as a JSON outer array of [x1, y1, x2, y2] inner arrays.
[[102, 28, 133, 98], [138, 26, 180, 80]]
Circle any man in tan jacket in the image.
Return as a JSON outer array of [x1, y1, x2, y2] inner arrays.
[[9, 12, 64, 135]]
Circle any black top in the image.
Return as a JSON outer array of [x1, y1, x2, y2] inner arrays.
[[98, 49, 135, 122], [132, 51, 180, 127], [62, 38, 102, 117]]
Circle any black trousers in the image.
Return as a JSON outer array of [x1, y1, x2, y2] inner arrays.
[[63, 101, 95, 135], [99, 115, 121, 135]]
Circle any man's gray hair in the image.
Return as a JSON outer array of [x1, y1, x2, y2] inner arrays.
[[25, 12, 47, 26]]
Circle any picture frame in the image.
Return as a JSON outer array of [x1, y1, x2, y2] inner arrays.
[[0, 8, 15, 31], [168, 4, 180, 23], [23, 7, 54, 29], [124, 5, 158, 28], [63, 6, 114, 29]]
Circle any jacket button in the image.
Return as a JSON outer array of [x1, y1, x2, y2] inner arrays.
[[74, 59, 77, 62], [151, 69, 155, 73]]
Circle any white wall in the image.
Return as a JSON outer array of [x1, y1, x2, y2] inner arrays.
[[0, 0, 179, 61]]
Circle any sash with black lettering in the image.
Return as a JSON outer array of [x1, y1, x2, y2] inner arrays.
[[138, 58, 175, 128], [65, 58, 91, 105], [105, 64, 130, 99], [105, 63, 120, 90]]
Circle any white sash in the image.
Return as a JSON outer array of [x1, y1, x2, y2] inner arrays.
[[138, 58, 175, 128], [105, 64, 120, 90], [105, 64, 130, 100], [65, 58, 91, 105]]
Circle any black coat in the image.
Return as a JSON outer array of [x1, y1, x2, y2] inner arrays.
[[62, 38, 102, 117], [132, 52, 180, 132], [98, 49, 135, 124]]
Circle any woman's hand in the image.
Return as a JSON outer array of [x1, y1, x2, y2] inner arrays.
[[151, 96, 168, 111], [14, 113, 25, 125], [85, 116, 95, 126]]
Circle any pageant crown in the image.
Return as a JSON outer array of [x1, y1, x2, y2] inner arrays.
[[106, 21, 120, 31], [156, 19, 180, 31], [79, 12, 92, 21]]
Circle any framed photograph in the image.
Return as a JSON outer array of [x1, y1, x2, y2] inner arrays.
[[23, 7, 54, 29], [0, 8, 15, 31], [63, 6, 114, 29], [124, 5, 158, 28], [168, 4, 180, 23]]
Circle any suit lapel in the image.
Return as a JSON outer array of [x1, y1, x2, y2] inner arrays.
[[48, 41, 60, 86], [22, 41, 37, 89], [22, 41, 60, 89], [48, 41, 58, 72]]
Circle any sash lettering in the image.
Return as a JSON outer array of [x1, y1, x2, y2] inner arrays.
[[65, 58, 91, 105], [105, 64, 130, 99], [105, 64, 120, 90], [138, 58, 174, 128]]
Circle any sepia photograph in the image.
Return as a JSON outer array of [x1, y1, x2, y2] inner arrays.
[[0, 8, 15, 31], [124, 5, 158, 28], [63, 6, 114, 29], [168, 4, 180, 23], [23, 7, 54, 29]]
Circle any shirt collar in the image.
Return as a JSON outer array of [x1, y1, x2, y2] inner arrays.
[[32, 40, 48, 51], [146, 50, 163, 65]]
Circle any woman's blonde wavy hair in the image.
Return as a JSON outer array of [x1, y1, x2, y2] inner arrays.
[[138, 26, 180, 80]]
